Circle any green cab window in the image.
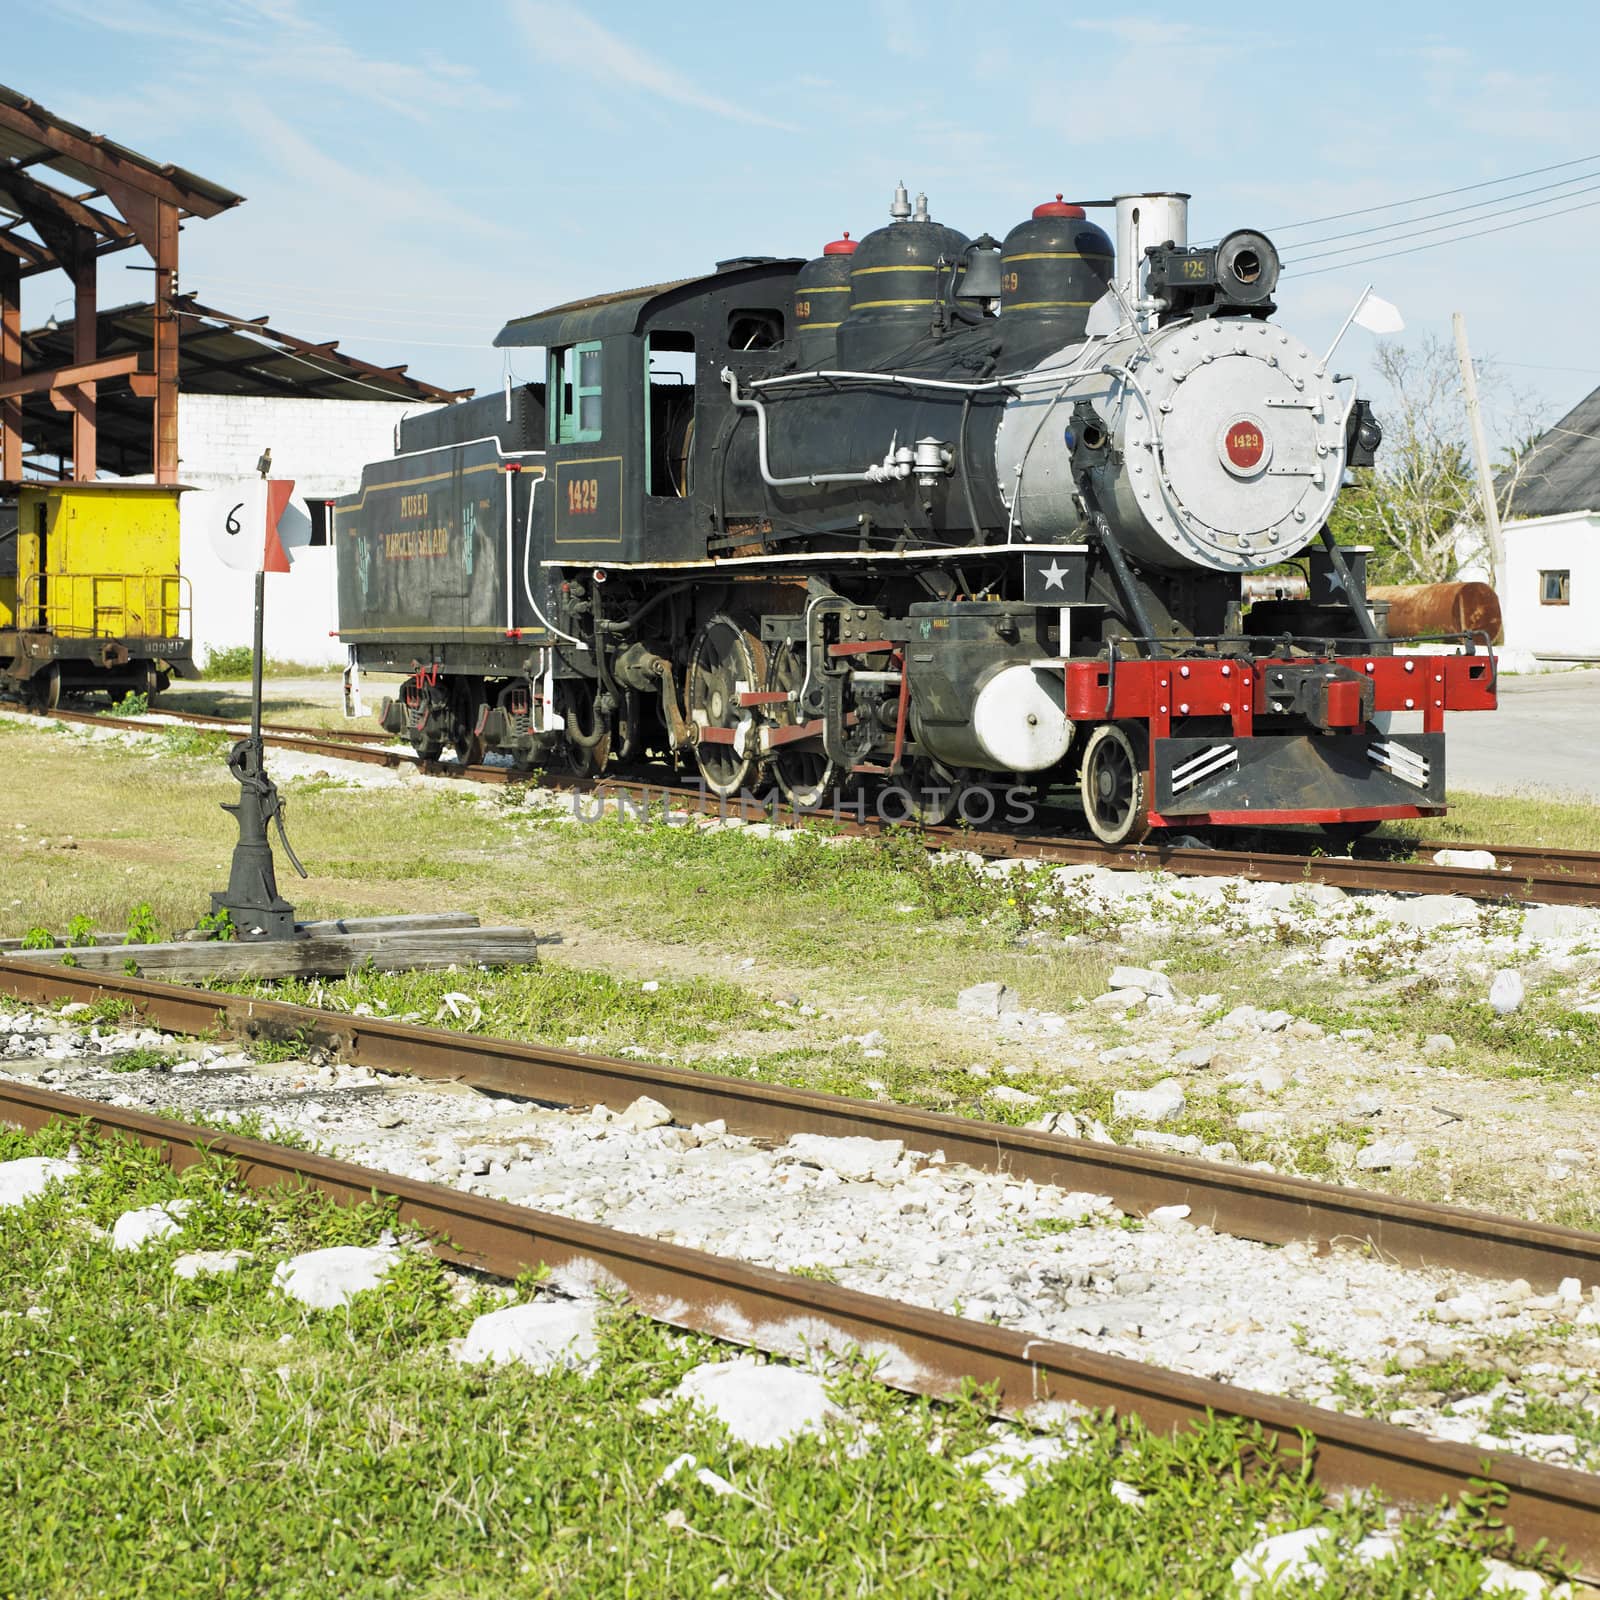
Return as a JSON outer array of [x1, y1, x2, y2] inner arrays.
[[553, 341, 603, 443]]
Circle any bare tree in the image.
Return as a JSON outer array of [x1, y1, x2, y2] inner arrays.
[[1328, 335, 1547, 584]]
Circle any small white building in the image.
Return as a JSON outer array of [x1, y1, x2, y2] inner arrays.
[[1496, 386, 1600, 662], [20, 300, 462, 666]]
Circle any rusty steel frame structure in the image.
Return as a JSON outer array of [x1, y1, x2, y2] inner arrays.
[[0, 83, 241, 483], [4, 1073, 1600, 1573]]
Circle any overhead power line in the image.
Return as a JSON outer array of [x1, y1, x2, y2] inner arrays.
[[1265, 150, 1600, 234], [1286, 167, 1600, 251], [1286, 177, 1600, 266], [1285, 193, 1600, 277]]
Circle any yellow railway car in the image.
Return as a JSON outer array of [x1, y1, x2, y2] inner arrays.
[[0, 481, 194, 710]]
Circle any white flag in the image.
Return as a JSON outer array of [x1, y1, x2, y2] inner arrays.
[[1353, 290, 1405, 335]]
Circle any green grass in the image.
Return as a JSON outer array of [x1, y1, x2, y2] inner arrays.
[[224, 962, 791, 1056], [0, 1118, 1566, 1598], [1380, 790, 1600, 854]]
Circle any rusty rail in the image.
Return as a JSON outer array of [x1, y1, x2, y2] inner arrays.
[[2, 1076, 1596, 1574], [3, 957, 1599, 1294], [17, 703, 1600, 908]]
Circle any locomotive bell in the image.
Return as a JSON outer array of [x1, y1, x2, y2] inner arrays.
[[957, 234, 1004, 300]]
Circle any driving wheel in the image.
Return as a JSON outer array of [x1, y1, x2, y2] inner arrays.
[[766, 639, 836, 810], [688, 613, 766, 799], [1080, 722, 1150, 846]]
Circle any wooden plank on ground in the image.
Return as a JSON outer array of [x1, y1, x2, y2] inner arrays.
[[1, 913, 479, 953], [5, 927, 540, 982], [295, 913, 481, 936]]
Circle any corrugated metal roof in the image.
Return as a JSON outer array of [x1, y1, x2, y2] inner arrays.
[[495, 259, 804, 349], [0, 83, 241, 217], [494, 278, 698, 349], [17, 299, 466, 476], [1503, 384, 1600, 520]]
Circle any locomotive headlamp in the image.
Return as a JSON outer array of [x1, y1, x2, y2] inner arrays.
[[1143, 229, 1281, 321], [1214, 230, 1279, 304]]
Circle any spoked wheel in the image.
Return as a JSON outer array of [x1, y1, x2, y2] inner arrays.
[[23, 664, 60, 714], [561, 680, 612, 776], [1080, 722, 1151, 846], [688, 613, 766, 799], [899, 754, 967, 826], [766, 640, 836, 810]]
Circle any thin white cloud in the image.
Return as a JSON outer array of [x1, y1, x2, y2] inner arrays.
[[45, 0, 512, 121], [511, 1, 798, 132]]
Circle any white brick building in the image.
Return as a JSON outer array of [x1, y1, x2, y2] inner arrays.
[[17, 299, 462, 667], [1491, 385, 1600, 662], [177, 393, 429, 666]]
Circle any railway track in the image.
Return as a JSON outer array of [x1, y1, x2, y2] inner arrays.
[[5, 1062, 1599, 1574], [19, 701, 1600, 910], [1, 955, 1597, 1298]]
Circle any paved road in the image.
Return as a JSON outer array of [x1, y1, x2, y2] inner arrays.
[[1447, 668, 1600, 800]]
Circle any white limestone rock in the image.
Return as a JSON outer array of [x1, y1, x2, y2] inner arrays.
[[1433, 848, 1498, 871], [1107, 966, 1173, 999], [1112, 1080, 1185, 1124], [272, 1245, 400, 1309], [1236, 1110, 1287, 1135], [959, 1432, 1074, 1505], [0, 1156, 78, 1209], [1231, 1528, 1334, 1597], [455, 1301, 601, 1372], [173, 1249, 251, 1280], [111, 1200, 192, 1252], [669, 1359, 842, 1448], [617, 1096, 673, 1132], [1356, 1138, 1418, 1172], [782, 1133, 905, 1182], [987, 1086, 1040, 1108], [957, 981, 1018, 1019], [1489, 969, 1525, 1015]]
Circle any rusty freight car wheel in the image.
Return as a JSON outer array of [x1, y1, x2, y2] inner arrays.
[[23, 664, 60, 714], [688, 614, 766, 800], [1080, 723, 1150, 846], [766, 640, 836, 811]]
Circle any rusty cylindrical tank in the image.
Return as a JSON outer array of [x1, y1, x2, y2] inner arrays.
[[1368, 582, 1503, 645]]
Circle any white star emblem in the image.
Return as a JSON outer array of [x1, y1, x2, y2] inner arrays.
[[1040, 559, 1068, 590]]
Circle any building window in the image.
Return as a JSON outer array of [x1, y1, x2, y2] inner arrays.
[[307, 500, 331, 547], [1541, 569, 1571, 606], [552, 341, 603, 444]]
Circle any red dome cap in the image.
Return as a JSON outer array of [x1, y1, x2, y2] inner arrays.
[[823, 230, 857, 255], [1033, 193, 1086, 219]]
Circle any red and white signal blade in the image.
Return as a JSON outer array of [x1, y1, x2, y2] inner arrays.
[[208, 479, 298, 573]]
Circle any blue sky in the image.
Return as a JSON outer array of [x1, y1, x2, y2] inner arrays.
[[12, 0, 1600, 446]]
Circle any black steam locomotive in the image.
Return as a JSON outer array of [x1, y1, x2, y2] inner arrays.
[[334, 185, 1496, 842]]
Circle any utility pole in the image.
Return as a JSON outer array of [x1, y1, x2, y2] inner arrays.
[[1452, 311, 1505, 591]]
